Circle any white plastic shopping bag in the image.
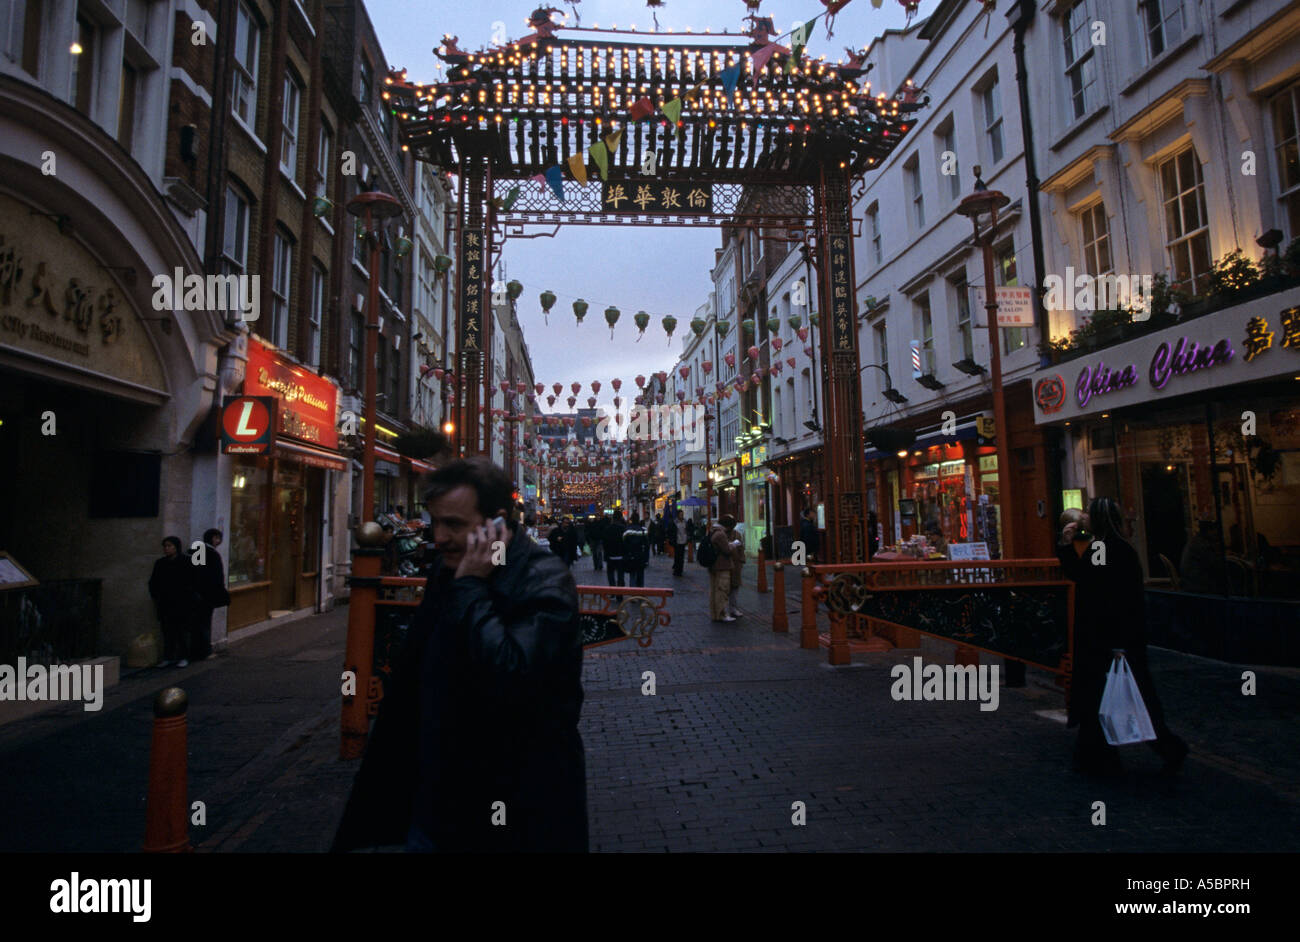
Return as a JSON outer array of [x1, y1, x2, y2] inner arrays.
[[1098, 653, 1157, 746]]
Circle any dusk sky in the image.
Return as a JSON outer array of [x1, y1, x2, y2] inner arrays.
[[366, 0, 923, 415]]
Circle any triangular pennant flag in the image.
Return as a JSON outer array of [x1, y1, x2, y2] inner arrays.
[[751, 43, 781, 86], [792, 17, 817, 51], [530, 172, 547, 192], [661, 96, 682, 125], [544, 165, 565, 202], [629, 96, 654, 121], [604, 128, 623, 151], [567, 152, 587, 185], [502, 185, 521, 211], [719, 63, 742, 96], [589, 141, 609, 180]]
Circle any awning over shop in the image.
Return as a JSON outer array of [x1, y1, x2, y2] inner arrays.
[[275, 439, 349, 471], [403, 456, 435, 474], [864, 418, 981, 461], [372, 444, 402, 476]]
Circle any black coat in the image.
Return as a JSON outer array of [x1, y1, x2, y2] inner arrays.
[[148, 555, 200, 624], [799, 519, 820, 554], [332, 526, 587, 852], [191, 544, 230, 608], [1058, 535, 1152, 728], [602, 520, 627, 559]]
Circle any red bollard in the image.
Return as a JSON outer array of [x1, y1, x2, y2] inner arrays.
[[756, 547, 768, 593], [800, 568, 818, 650], [143, 687, 191, 853], [772, 562, 789, 633], [828, 611, 851, 666]]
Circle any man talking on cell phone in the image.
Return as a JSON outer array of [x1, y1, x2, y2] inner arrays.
[[332, 457, 588, 853]]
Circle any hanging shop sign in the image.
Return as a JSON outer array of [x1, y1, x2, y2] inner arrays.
[[244, 338, 339, 449], [975, 286, 1035, 327], [601, 180, 713, 215], [1030, 287, 1300, 424], [221, 396, 275, 455]]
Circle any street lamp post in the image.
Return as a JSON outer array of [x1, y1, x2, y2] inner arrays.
[[339, 189, 404, 760], [956, 167, 1016, 560]]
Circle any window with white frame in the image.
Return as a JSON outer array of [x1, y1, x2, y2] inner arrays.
[[308, 263, 324, 367], [995, 241, 1026, 353], [1159, 146, 1211, 294], [867, 202, 882, 265], [418, 251, 436, 319], [117, 60, 139, 151], [222, 184, 250, 274], [936, 117, 959, 200], [270, 230, 292, 348], [773, 386, 783, 439], [1063, 1, 1098, 121], [4, 0, 44, 77], [1080, 202, 1112, 276], [281, 71, 301, 177], [316, 122, 332, 199], [951, 275, 973, 362], [873, 320, 889, 393], [801, 368, 813, 421], [1272, 84, 1300, 240], [915, 293, 935, 375], [358, 55, 372, 104], [979, 71, 1004, 166], [231, 1, 259, 126], [69, 13, 97, 115], [905, 154, 924, 229], [1139, 0, 1184, 61]]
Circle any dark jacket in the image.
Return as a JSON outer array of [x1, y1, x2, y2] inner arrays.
[[622, 526, 649, 569], [551, 525, 577, 565], [191, 544, 230, 608], [148, 554, 200, 624], [332, 526, 587, 852], [799, 518, 820, 555], [602, 519, 627, 560], [1058, 535, 1149, 728]]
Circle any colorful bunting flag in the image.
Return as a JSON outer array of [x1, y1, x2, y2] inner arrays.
[[544, 165, 564, 202], [589, 141, 608, 180], [604, 128, 623, 152], [567, 152, 587, 185], [719, 63, 742, 96], [502, 185, 521, 211], [661, 96, 682, 125], [751, 43, 782, 86], [629, 96, 655, 121]]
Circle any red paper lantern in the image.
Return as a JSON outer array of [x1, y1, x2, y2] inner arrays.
[[611, 378, 622, 392], [678, 365, 690, 381], [771, 338, 784, 352], [787, 356, 797, 369], [724, 352, 736, 369], [571, 381, 581, 395], [587, 396, 597, 408], [747, 346, 760, 362], [535, 382, 545, 395], [702, 360, 713, 374], [635, 374, 646, 388], [552, 382, 563, 396], [797, 327, 809, 342], [516, 381, 527, 394]]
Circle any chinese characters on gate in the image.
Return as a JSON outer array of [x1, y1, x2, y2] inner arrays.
[[459, 228, 484, 356], [600, 181, 713, 215], [828, 236, 854, 352]]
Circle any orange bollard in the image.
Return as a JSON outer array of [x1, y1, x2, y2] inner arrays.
[[687, 541, 694, 563], [828, 611, 851, 665], [143, 687, 191, 853], [341, 545, 385, 759], [800, 568, 818, 649], [756, 547, 768, 593], [772, 562, 789, 633]]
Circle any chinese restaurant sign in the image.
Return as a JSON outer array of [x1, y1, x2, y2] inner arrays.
[[459, 228, 485, 355], [244, 339, 338, 449], [1030, 287, 1300, 424], [601, 181, 713, 215], [0, 193, 166, 399]]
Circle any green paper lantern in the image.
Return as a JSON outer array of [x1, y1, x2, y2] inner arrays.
[[787, 314, 803, 330], [741, 318, 755, 335], [605, 305, 621, 338], [690, 316, 707, 337], [540, 289, 556, 311], [766, 316, 781, 334], [663, 315, 678, 343], [716, 319, 732, 338], [634, 310, 651, 340], [506, 280, 523, 300], [573, 299, 588, 324], [808, 311, 820, 327], [433, 254, 453, 276]]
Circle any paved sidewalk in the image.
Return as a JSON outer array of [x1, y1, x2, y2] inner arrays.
[[1, 550, 1297, 852]]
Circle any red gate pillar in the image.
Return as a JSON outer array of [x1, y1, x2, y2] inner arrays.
[[800, 568, 818, 649], [772, 562, 789, 633], [814, 160, 869, 564], [756, 547, 768, 593]]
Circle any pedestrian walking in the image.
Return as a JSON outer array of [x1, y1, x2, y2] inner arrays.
[[332, 456, 588, 853], [551, 517, 578, 566], [706, 516, 737, 622], [189, 528, 230, 661], [587, 515, 605, 570], [725, 520, 745, 618], [602, 510, 627, 587], [622, 514, 650, 587], [1057, 498, 1189, 777], [647, 515, 660, 557], [799, 509, 820, 563], [148, 536, 201, 668], [670, 510, 688, 576]]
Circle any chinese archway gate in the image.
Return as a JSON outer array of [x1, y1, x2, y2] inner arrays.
[[385, 8, 926, 564]]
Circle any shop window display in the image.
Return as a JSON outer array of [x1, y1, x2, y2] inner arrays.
[[230, 457, 269, 585]]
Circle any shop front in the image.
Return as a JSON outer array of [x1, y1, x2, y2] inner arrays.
[[739, 443, 769, 554], [1030, 286, 1300, 606], [226, 339, 345, 632]]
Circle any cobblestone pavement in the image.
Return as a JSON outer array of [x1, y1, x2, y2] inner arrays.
[[2, 549, 1296, 852]]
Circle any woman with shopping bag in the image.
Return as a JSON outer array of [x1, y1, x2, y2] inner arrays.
[[1058, 498, 1188, 776]]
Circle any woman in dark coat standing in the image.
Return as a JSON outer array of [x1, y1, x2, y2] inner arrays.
[[1060, 498, 1188, 775], [148, 536, 200, 667]]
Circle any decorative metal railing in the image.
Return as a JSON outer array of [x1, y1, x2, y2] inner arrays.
[[0, 579, 102, 664]]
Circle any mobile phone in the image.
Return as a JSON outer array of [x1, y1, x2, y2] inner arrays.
[[1074, 527, 1092, 543]]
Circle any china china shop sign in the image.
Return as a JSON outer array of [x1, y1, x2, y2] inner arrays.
[[1030, 287, 1300, 424], [244, 339, 338, 449]]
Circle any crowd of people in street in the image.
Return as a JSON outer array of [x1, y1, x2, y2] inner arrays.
[[147, 528, 230, 667]]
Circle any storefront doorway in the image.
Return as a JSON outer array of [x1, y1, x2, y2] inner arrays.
[[1141, 462, 1190, 577]]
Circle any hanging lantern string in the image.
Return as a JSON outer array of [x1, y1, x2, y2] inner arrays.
[[509, 278, 681, 323]]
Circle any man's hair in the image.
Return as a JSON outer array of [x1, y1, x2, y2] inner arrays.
[[422, 457, 515, 522], [630, 513, 641, 526], [720, 514, 736, 529], [1059, 507, 1085, 529], [204, 528, 222, 544], [162, 535, 182, 553]]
